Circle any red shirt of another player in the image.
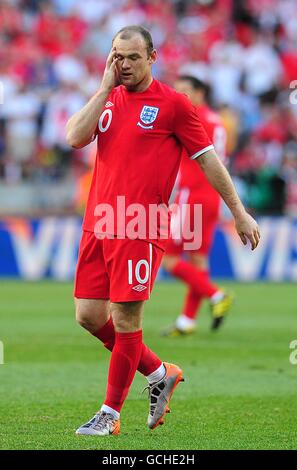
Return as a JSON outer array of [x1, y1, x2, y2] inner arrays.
[[178, 104, 227, 197], [83, 80, 213, 250]]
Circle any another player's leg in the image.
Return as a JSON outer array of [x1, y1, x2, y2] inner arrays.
[[162, 193, 233, 332], [162, 252, 233, 332], [161, 239, 201, 336], [162, 285, 202, 337], [189, 252, 233, 330]]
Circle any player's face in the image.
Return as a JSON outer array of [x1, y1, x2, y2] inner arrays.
[[113, 35, 156, 91], [174, 80, 203, 106]]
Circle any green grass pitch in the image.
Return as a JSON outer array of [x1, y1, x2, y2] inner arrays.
[[0, 280, 296, 450]]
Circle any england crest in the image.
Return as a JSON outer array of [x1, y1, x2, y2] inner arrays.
[[139, 105, 159, 125]]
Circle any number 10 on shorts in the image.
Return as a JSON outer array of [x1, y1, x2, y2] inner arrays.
[[128, 259, 150, 285]]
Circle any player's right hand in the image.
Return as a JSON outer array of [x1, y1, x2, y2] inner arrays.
[[100, 47, 119, 93]]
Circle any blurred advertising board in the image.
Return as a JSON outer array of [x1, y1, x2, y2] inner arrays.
[[0, 217, 296, 281]]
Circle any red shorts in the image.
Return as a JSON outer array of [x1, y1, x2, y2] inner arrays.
[[74, 231, 164, 302], [166, 188, 220, 256]]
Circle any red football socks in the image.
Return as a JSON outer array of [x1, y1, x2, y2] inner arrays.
[[183, 288, 202, 320], [94, 317, 115, 350], [137, 343, 162, 376], [94, 319, 162, 377], [104, 330, 142, 412], [172, 260, 218, 298]]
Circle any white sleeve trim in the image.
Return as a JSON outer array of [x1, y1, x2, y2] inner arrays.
[[190, 145, 214, 160]]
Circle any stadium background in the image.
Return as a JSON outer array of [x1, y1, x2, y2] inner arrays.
[[0, 0, 297, 451]]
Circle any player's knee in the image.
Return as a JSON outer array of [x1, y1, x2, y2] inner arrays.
[[111, 302, 143, 332], [162, 255, 178, 273], [75, 309, 89, 329], [75, 304, 94, 330], [112, 315, 128, 332], [114, 317, 141, 332], [75, 298, 110, 333], [190, 253, 208, 270]]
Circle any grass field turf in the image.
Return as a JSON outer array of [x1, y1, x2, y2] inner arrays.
[[0, 280, 296, 450]]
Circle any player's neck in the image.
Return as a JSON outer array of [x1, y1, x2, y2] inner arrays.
[[125, 75, 153, 93], [195, 99, 206, 108]]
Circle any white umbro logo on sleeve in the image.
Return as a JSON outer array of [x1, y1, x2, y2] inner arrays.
[[105, 101, 114, 108]]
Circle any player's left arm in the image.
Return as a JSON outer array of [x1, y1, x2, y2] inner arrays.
[[197, 149, 260, 250]]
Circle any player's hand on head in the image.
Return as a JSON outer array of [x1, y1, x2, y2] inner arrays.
[[101, 47, 119, 93], [235, 212, 260, 250]]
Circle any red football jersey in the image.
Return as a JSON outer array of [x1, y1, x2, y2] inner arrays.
[[178, 104, 227, 196], [83, 79, 213, 250]]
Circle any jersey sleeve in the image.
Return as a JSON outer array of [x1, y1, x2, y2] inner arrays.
[[172, 93, 214, 159]]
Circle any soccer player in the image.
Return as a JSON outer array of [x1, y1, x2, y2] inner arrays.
[[66, 26, 260, 436], [162, 75, 233, 336]]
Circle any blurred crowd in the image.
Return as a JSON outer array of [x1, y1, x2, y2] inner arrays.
[[0, 0, 297, 215]]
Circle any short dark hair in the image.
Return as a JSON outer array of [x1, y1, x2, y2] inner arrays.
[[177, 75, 210, 102], [178, 75, 209, 93], [112, 25, 154, 57]]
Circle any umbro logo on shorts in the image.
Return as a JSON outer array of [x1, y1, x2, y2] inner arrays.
[[132, 284, 147, 292], [105, 101, 114, 108]]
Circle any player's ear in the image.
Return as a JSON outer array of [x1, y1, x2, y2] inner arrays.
[[148, 49, 157, 65]]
